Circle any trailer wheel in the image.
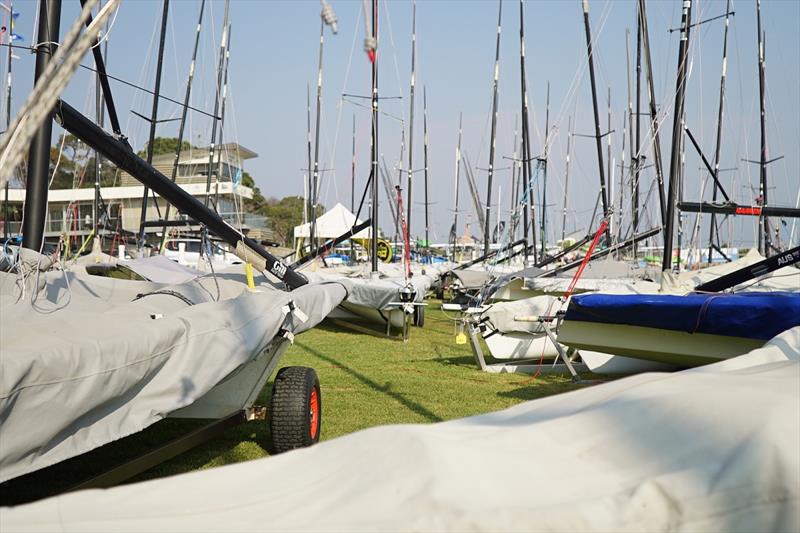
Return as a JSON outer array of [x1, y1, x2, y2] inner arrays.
[[413, 305, 425, 327], [268, 366, 321, 454]]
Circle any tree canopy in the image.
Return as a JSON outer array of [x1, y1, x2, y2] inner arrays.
[[261, 196, 324, 247]]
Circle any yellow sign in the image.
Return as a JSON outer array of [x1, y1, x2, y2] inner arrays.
[[376, 240, 393, 263]]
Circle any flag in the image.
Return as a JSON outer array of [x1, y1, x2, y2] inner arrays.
[[10, 11, 22, 41]]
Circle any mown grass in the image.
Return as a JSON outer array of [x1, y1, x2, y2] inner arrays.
[[1, 300, 594, 505]]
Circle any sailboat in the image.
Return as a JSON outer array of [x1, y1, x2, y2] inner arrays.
[[0, 0, 351, 487]]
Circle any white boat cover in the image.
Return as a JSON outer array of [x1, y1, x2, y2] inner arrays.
[[0, 253, 349, 483], [3, 327, 797, 532], [664, 249, 800, 294], [482, 295, 562, 335], [293, 203, 371, 239]]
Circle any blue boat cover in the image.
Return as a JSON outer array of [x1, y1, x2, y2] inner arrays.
[[565, 292, 800, 340]]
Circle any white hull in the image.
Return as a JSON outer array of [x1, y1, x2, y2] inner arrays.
[[483, 327, 675, 374], [558, 321, 764, 367]]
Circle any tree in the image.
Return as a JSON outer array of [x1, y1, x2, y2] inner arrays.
[[136, 137, 194, 159], [240, 171, 265, 213], [48, 146, 77, 189], [262, 195, 324, 247]]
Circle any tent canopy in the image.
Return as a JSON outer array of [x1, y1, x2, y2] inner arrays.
[[294, 203, 371, 240]]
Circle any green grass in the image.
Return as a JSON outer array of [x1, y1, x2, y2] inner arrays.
[[0, 300, 594, 505]]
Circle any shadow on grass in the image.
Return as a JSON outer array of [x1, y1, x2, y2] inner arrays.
[[295, 340, 443, 423], [0, 418, 208, 506], [427, 354, 478, 368]]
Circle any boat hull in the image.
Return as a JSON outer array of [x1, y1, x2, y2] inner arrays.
[[558, 321, 764, 367]]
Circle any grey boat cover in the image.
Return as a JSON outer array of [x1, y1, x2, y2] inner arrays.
[[305, 270, 431, 310], [0, 253, 349, 483], [3, 328, 797, 532]]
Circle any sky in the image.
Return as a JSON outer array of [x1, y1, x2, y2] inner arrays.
[[4, 0, 800, 249]]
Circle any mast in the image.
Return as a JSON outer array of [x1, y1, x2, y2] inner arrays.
[[661, 0, 692, 272], [451, 112, 462, 261], [638, 0, 666, 225], [624, 26, 634, 244], [707, 0, 731, 262], [136, 0, 170, 250], [212, 21, 232, 210], [3, 0, 13, 238], [581, 0, 609, 234], [305, 85, 311, 224], [484, 0, 502, 255], [350, 113, 355, 263], [756, 0, 770, 255], [93, 35, 104, 242], [405, 1, 416, 246], [423, 85, 429, 247], [311, 0, 338, 251], [21, 0, 61, 252], [159, 0, 206, 249], [561, 116, 572, 242], [351, 114, 356, 214], [202, 0, 230, 211], [518, 0, 533, 259], [369, 0, 379, 272], [633, 6, 642, 239], [510, 115, 518, 241], [605, 85, 612, 238], [540, 81, 550, 256]]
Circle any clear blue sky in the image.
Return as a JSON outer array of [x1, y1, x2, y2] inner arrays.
[[6, 0, 800, 248]]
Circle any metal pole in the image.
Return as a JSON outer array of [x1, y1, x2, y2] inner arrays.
[[518, 0, 532, 257], [638, 0, 667, 226], [21, 0, 61, 252], [370, 0, 379, 272], [634, 8, 642, 248], [159, 0, 206, 250], [707, 0, 731, 262], [561, 116, 572, 243], [406, 1, 416, 245], [540, 81, 550, 256], [212, 22, 232, 211], [137, 0, 170, 249], [484, 0, 502, 256], [305, 85, 311, 225], [423, 84, 429, 247], [3, 0, 13, 238], [93, 28, 103, 241], [350, 113, 355, 263], [202, 0, 230, 212], [756, 0, 770, 255], [581, 0, 609, 232], [605, 85, 611, 238], [311, 20, 325, 251], [451, 112, 462, 261], [662, 0, 692, 272]]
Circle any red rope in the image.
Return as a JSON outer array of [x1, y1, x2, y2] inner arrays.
[[564, 218, 609, 301], [530, 218, 609, 380]]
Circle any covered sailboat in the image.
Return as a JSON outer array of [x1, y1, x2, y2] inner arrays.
[[3, 327, 797, 531]]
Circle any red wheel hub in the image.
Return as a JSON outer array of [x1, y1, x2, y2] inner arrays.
[[309, 388, 320, 440]]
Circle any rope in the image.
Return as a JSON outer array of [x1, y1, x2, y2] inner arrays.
[[133, 289, 195, 306], [0, 0, 119, 189]]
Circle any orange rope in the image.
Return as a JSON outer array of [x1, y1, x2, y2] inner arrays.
[[530, 218, 609, 380]]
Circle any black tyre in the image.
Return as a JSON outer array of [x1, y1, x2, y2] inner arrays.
[[413, 305, 425, 327], [267, 366, 321, 454]]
